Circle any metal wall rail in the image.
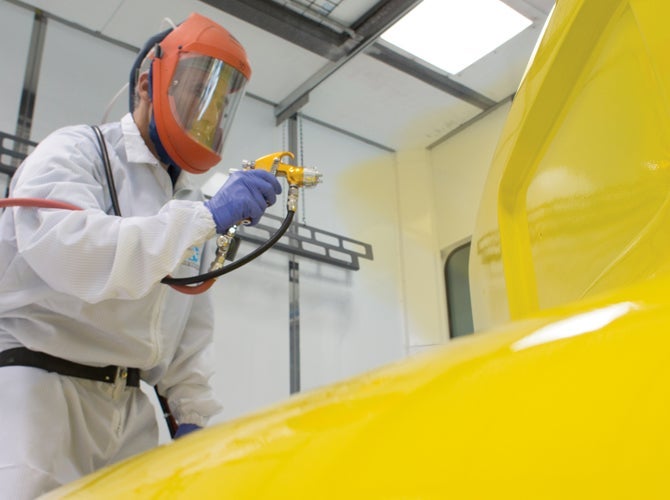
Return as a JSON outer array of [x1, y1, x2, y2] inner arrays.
[[237, 212, 373, 270], [0, 131, 37, 176]]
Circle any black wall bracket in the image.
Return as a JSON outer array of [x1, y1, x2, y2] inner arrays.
[[238, 212, 373, 271]]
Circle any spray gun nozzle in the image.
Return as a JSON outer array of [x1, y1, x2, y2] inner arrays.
[[300, 167, 322, 187]]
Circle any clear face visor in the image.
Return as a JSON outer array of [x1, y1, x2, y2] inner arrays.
[[168, 54, 247, 155]]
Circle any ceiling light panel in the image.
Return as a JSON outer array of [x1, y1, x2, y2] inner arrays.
[[381, 0, 532, 75]]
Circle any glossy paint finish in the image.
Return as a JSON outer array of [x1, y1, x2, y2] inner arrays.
[[44, 0, 670, 497], [470, 0, 670, 329], [46, 273, 670, 498]]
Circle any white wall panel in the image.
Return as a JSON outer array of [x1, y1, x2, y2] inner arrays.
[[209, 245, 291, 423], [298, 118, 405, 390], [0, 2, 33, 135], [395, 148, 448, 347], [31, 20, 134, 141], [13, 0, 124, 32], [431, 103, 511, 251]]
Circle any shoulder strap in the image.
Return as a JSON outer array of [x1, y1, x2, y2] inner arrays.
[[91, 124, 178, 438], [90, 125, 122, 217]]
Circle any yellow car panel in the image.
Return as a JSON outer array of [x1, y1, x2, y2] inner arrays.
[[47, 274, 670, 498], [471, 0, 670, 328]]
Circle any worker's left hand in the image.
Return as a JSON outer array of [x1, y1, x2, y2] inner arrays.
[[174, 423, 201, 439]]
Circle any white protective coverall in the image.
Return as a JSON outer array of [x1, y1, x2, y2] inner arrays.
[[0, 113, 223, 498]]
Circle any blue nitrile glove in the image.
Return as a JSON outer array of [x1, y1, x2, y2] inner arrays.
[[174, 423, 201, 439], [204, 170, 282, 233]]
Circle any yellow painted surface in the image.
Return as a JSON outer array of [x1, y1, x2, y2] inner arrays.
[[44, 0, 670, 497], [46, 274, 670, 498], [471, 0, 670, 327]]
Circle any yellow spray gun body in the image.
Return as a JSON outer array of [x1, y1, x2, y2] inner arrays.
[[244, 151, 322, 188]]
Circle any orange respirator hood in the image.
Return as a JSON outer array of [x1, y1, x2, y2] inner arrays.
[[147, 13, 251, 174]]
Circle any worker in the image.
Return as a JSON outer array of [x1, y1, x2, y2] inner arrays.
[[0, 13, 280, 499]]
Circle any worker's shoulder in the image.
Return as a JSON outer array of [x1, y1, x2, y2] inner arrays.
[[34, 122, 122, 158], [24, 123, 119, 171], [40, 123, 101, 145]]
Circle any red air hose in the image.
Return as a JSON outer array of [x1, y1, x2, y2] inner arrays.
[[0, 198, 215, 294], [0, 197, 83, 211]]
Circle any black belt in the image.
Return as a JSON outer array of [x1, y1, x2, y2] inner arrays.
[[0, 347, 140, 387]]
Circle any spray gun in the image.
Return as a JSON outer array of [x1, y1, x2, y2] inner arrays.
[[250, 151, 322, 189], [243, 150, 321, 212], [203, 151, 322, 281]]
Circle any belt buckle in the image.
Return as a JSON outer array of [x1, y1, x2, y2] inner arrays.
[[116, 366, 128, 384]]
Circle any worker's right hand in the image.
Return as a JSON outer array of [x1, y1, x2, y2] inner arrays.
[[204, 170, 282, 233], [174, 423, 201, 439]]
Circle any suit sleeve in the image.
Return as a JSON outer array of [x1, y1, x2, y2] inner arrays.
[[9, 126, 217, 303]]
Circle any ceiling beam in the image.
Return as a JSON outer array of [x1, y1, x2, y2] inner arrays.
[[366, 42, 497, 110], [274, 0, 423, 124], [199, 0, 350, 60]]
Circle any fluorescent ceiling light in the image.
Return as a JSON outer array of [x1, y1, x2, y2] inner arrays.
[[381, 0, 532, 74]]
